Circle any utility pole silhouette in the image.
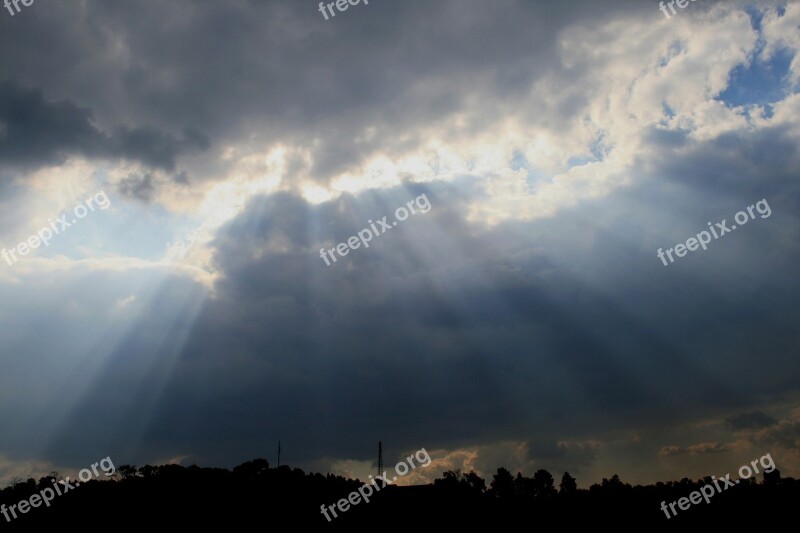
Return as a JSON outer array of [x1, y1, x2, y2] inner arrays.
[[278, 440, 281, 467]]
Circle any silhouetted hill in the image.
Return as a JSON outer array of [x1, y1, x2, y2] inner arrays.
[[1, 461, 797, 528]]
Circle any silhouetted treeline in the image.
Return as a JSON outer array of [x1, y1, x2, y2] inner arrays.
[[1, 460, 796, 528]]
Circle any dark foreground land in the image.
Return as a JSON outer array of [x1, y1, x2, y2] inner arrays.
[[1, 461, 796, 528]]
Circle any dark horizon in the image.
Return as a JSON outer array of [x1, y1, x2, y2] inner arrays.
[[1, 456, 796, 527]]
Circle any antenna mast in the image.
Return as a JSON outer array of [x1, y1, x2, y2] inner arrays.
[[377, 441, 383, 477]]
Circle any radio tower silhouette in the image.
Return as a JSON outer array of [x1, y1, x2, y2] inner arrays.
[[377, 441, 384, 479]]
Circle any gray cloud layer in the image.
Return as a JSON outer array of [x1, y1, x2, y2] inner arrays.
[[0, 81, 209, 173]]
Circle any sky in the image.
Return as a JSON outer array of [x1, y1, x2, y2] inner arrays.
[[0, 0, 799, 488]]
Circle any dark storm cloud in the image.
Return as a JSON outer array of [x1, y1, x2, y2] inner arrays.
[[725, 411, 777, 430], [43, 138, 800, 469], [107, 124, 210, 172], [0, 80, 210, 173], [750, 417, 800, 449], [0, 80, 105, 168], [523, 439, 600, 473], [0, 0, 654, 187], [658, 442, 731, 457]]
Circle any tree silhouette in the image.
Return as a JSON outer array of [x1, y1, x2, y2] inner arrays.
[[463, 471, 486, 494], [514, 472, 534, 499], [435, 469, 486, 497], [532, 469, 557, 499], [139, 465, 158, 478], [434, 469, 462, 490], [118, 465, 138, 480], [233, 459, 270, 480], [764, 469, 781, 486], [560, 472, 577, 495], [0, 457, 797, 527], [490, 467, 515, 500]]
